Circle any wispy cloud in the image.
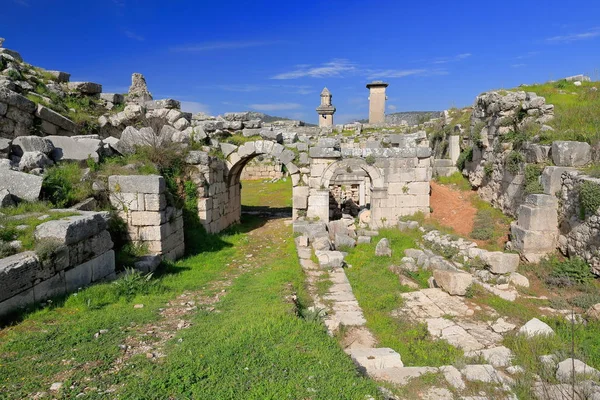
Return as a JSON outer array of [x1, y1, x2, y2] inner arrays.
[[124, 30, 144, 41], [272, 59, 356, 80], [12, 0, 29, 6], [546, 27, 600, 43], [112, 0, 125, 6], [180, 101, 211, 114], [432, 53, 472, 64], [171, 40, 282, 52], [248, 103, 302, 111], [511, 64, 527, 68], [516, 51, 540, 60], [366, 68, 447, 79], [218, 84, 263, 92], [388, 104, 397, 111]]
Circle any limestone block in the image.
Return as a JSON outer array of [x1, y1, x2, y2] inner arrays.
[[517, 204, 557, 231], [541, 166, 574, 196], [0, 289, 34, 317], [12, 136, 54, 156], [433, 269, 473, 296], [47, 135, 101, 162], [35, 213, 107, 245], [68, 82, 102, 94], [375, 238, 392, 257], [552, 141, 591, 167], [0, 251, 40, 302], [144, 194, 166, 211], [108, 175, 165, 194], [556, 358, 600, 383], [33, 271, 66, 302], [243, 119, 261, 128], [348, 348, 403, 374], [134, 255, 161, 273], [370, 366, 438, 386], [510, 224, 557, 263], [130, 211, 165, 226], [309, 147, 341, 158], [35, 105, 76, 132], [481, 251, 519, 274], [89, 230, 114, 257], [315, 250, 344, 268], [65, 260, 93, 292], [0, 88, 36, 113], [334, 233, 356, 249], [109, 192, 140, 211], [519, 318, 554, 337], [408, 181, 430, 195]]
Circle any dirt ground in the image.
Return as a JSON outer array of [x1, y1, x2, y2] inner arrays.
[[429, 181, 478, 237]]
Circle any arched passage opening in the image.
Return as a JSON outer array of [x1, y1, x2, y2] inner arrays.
[[317, 158, 385, 224], [220, 140, 302, 230]]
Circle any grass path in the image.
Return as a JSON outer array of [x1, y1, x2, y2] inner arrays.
[[0, 179, 381, 399]]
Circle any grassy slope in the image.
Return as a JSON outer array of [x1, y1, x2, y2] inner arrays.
[[0, 181, 380, 399], [518, 80, 600, 143], [241, 179, 293, 209]]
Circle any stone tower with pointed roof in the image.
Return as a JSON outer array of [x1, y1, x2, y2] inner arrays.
[[316, 87, 336, 128]]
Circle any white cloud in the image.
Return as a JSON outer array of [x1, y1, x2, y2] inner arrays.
[[388, 104, 397, 111], [432, 53, 472, 64], [366, 68, 448, 79], [171, 40, 281, 52], [271, 59, 356, 79], [218, 84, 263, 92], [124, 30, 144, 41], [546, 28, 600, 43], [516, 51, 540, 60], [180, 101, 211, 114], [511, 64, 526, 68], [248, 103, 302, 111]]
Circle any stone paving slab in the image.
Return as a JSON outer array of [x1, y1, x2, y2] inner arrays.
[[348, 348, 403, 374], [370, 366, 439, 385]]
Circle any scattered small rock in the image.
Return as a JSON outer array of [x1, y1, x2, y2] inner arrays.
[[134, 304, 144, 309]]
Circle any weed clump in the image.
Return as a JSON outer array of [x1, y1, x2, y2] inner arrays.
[[470, 209, 495, 240], [543, 255, 593, 287], [579, 181, 600, 216]]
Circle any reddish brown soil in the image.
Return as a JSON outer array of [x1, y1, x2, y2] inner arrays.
[[429, 181, 477, 237]]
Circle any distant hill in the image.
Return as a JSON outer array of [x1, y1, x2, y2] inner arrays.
[[357, 111, 440, 125], [247, 112, 316, 127]]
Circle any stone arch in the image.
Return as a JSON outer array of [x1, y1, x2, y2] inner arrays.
[[318, 158, 384, 189], [313, 158, 386, 225], [214, 140, 305, 231]]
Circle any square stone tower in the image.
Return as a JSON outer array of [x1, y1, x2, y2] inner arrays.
[[366, 81, 389, 124], [316, 87, 336, 127]]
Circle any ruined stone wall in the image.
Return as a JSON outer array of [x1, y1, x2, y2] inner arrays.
[[240, 156, 284, 180], [108, 175, 185, 261], [558, 171, 600, 274], [0, 88, 77, 139], [465, 91, 554, 216], [0, 211, 115, 317]]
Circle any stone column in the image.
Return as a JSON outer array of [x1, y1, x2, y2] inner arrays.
[[359, 182, 366, 206], [307, 189, 330, 223], [449, 135, 460, 164], [366, 81, 389, 124]]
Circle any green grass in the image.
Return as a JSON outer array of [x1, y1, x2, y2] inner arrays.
[[241, 179, 292, 209], [0, 215, 382, 399], [344, 228, 463, 366], [41, 162, 94, 208], [0, 210, 78, 251], [517, 80, 600, 144], [435, 171, 472, 191]]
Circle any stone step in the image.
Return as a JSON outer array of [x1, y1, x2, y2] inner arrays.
[[348, 348, 404, 374], [370, 366, 439, 386]]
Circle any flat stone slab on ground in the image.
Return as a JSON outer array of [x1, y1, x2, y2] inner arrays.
[[461, 364, 501, 383], [370, 366, 438, 386], [348, 347, 403, 374]]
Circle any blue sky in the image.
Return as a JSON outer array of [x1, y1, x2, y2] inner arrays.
[[2, 0, 600, 124]]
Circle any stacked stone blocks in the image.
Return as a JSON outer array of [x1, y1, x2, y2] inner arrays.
[[108, 175, 184, 261], [0, 211, 115, 317]]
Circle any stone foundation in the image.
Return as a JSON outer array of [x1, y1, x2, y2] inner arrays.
[[0, 211, 115, 317]]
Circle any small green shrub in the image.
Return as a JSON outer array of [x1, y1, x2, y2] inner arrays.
[[548, 297, 570, 310], [112, 268, 161, 300], [569, 293, 600, 310], [580, 181, 600, 216], [365, 154, 376, 166], [524, 164, 544, 195], [429, 242, 459, 260], [6, 69, 21, 80], [0, 242, 17, 258], [505, 151, 524, 175], [42, 163, 92, 208], [544, 256, 593, 287], [456, 147, 473, 170], [35, 238, 66, 263], [483, 162, 494, 177]]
